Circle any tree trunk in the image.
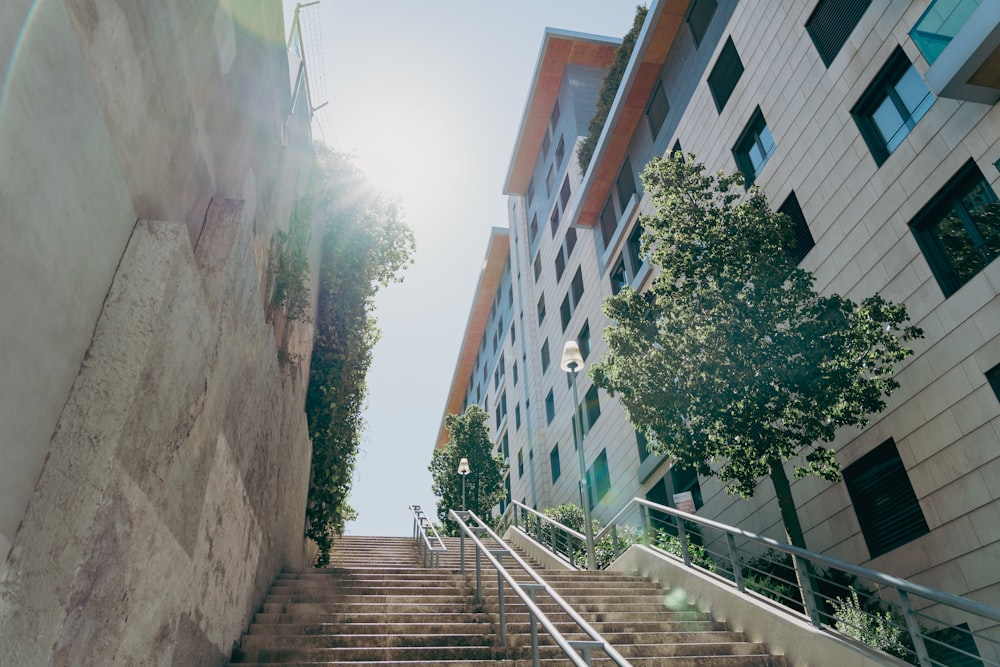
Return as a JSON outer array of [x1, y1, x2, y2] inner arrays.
[[769, 459, 824, 623]]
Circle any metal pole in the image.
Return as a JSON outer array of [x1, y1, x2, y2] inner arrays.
[[569, 368, 597, 570], [529, 587, 540, 667], [462, 474, 467, 511]]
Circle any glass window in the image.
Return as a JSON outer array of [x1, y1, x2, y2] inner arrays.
[[578, 320, 591, 361], [616, 156, 637, 212], [541, 339, 550, 373], [852, 47, 934, 165], [560, 294, 572, 331], [555, 136, 566, 167], [733, 107, 775, 186], [545, 389, 555, 424], [550, 445, 561, 483], [910, 161, 1000, 297], [550, 206, 560, 236], [560, 178, 572, 210], [987, 362, 1000, 402], [686, 0, 717, 47], [537, 293, 546, 323], [587, 449, 611, 509], [610, 258, 628, 295], [707, 37, 744, 112], [565, 227, 577, 255], [555, 249, 566, 281], [778, 191, 815, 264], [599, 197, 618, 249]]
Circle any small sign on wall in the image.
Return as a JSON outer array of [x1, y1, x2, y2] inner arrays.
[[673, 491, 696, 513]]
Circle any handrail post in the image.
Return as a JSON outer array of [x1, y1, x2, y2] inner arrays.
[[727, 532, 744, 590], [611, 524, 619, 558], [475, 544, 482, 605], [640, 504, 650, 546], [898, 589, 932, 667], [460, 530, 465, 573], [528, 587, 540, 667]]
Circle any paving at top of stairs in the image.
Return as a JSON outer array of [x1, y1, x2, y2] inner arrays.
[[228, 533, 788, 666]]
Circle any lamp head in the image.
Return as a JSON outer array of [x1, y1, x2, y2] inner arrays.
[[560, 340, 584, 373], [457, 457, 470, 475]]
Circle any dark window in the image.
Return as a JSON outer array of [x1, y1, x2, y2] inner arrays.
[[555, 249, 566, 281], [517, 449, 524, 477], [646, 79, 669, 138], [542, 131, 551, 158], [610, 258, 628, 295], [550, 206, 560, 237], [584, 385, 601, 431], [550, 445, 561, 482], [501, 432, 509, 460], [733, 107, 775, 186], [565, 227, 577, 255], [560, 294, 572, 331], [626, 223, 644, 275], [636, 430, 650, 462], [515, 403, 521, 429], [533, 252, 542, 282], [526, 181, 535, 209], [578, 321, 591, 360], [550, 99, 561, 130], [987, 362, 1000, 401], [537, 293, 546, 323], [560, 178, 571, 210], [599, 197, 618, 248], [512, 360, 518, 385], [926, 623, 984, 667], [707, 37, 744, 112], [555, 136, 566, 167], [541, 339, 550, 373], [843, 438, 929, 558], [546, 165, 555, 197], [571, 267, 584, 303], [671, 139, 683, 160], [510, 322, 516, 345], [686, 0, 718, 47], [779, 191, 815, 264], [587, 449, 611, 509], [806, 0, 872, 67], [910, 161, 1000, 297], [852, 47, 934, 166], [670, 465, 704, 509], [545, 389, 555, 424], [529, 213, 538, 242], [495, 392, 507, 429], [616, 156, 637, 211]]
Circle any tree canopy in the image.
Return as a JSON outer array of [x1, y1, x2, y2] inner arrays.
[[590, 154, 922, 549], [304, 148, 415, 564], [429, 406, 507, 536]]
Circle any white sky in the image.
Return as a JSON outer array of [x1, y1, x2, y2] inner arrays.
[[284, 0, 641, 536]]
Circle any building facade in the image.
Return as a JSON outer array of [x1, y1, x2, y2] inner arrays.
[[437, 0, 1000, 615]]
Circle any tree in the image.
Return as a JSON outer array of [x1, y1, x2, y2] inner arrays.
[[304, 148, 415, 564], [589, 153, 922, 554], [429, 406, 507, 536]]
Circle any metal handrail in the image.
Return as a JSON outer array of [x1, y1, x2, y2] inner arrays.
[[501, 500, 585, 568], [409, 504, 446, 568], [568, 496, 1000, 667], [449, 509, 632, 667]]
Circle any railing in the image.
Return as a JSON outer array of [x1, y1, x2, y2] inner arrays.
[[409, 504, 446, 568], [449, 509, 631, 667], [501, 500, 585, 568], [522, 497, 999, 667], [910, 0, 982, 65]]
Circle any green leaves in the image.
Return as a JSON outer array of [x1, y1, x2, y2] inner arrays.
[[590, 153, 921, 548], [429, 406, 508, 536]]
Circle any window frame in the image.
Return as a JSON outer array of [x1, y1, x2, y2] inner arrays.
[[686, 0, 718, 47], [806, 0, 872, 67], [733, 106, 775, 186], [646, 79, 670, 138], [706, 37, 744, 113], [550, 445, 561, 483]]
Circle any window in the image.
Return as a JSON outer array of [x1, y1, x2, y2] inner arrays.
[[779, 192, 815, 264], [670, 465, 703, 510], [542, 131, 551, 157], [852, 47, 934, 166], [560, 295, 572, 331], [571, 267, 584, 304], [555, 136, 566, 167], [501, 432, 509, 460], [495, 392, 507, 429], [517, 449, 524, 477], [910, 161, 1000, 297], [550, 99, 561, 130], [626, 223, 644, 276], [541, 339, 550, 373], [560, 178, 571, 210], [806, 0, 872, 67], [537, 293, 546, 323], [515, 403, 521, 430], [587, 449, 611, 509], [526, 181, 535, 209], [565, 227, 577, 255], [610, 258, 628, 295], [616, 157, 637, 212], [599, 197, 618, 248], [646, 79, 669, 138], [512, 360, 518, 386], [707, 37, 744, 112], [555, 250, 566, 281], [636, 430, 650, 463], [529, 214, 538, 242], [533, 252, 542, 282], [550, 445, 561, 482], [546, 165, 555, 196], [585, 385, 601, 431], [560, 267, 585, 331], [510, 322, 516, 344], [843, 438, 929, 558], [686, 0, 717, 47], [733, 107, 775, 186], [987, 362, 1000, 402], [545, 389, 555, 424], [549, 206, 560, 237], [578, 321, 591, 361]]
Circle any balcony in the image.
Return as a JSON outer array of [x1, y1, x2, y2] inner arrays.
[[911, 0, 1000, 104]]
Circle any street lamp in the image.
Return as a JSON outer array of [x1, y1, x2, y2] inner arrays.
[[458, 457, 470, 511], [561, 340, 597, 570]]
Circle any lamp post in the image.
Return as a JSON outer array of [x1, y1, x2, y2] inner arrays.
[[458, 457, 470, 511], [561, 340, 597, 570]]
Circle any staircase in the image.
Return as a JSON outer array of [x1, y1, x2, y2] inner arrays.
[[229, 534, 787, 666]]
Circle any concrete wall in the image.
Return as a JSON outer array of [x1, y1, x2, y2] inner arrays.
[[0, 1, 317, 664]]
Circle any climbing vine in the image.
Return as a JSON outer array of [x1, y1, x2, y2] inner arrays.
[[303, 148, 415, 564]]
